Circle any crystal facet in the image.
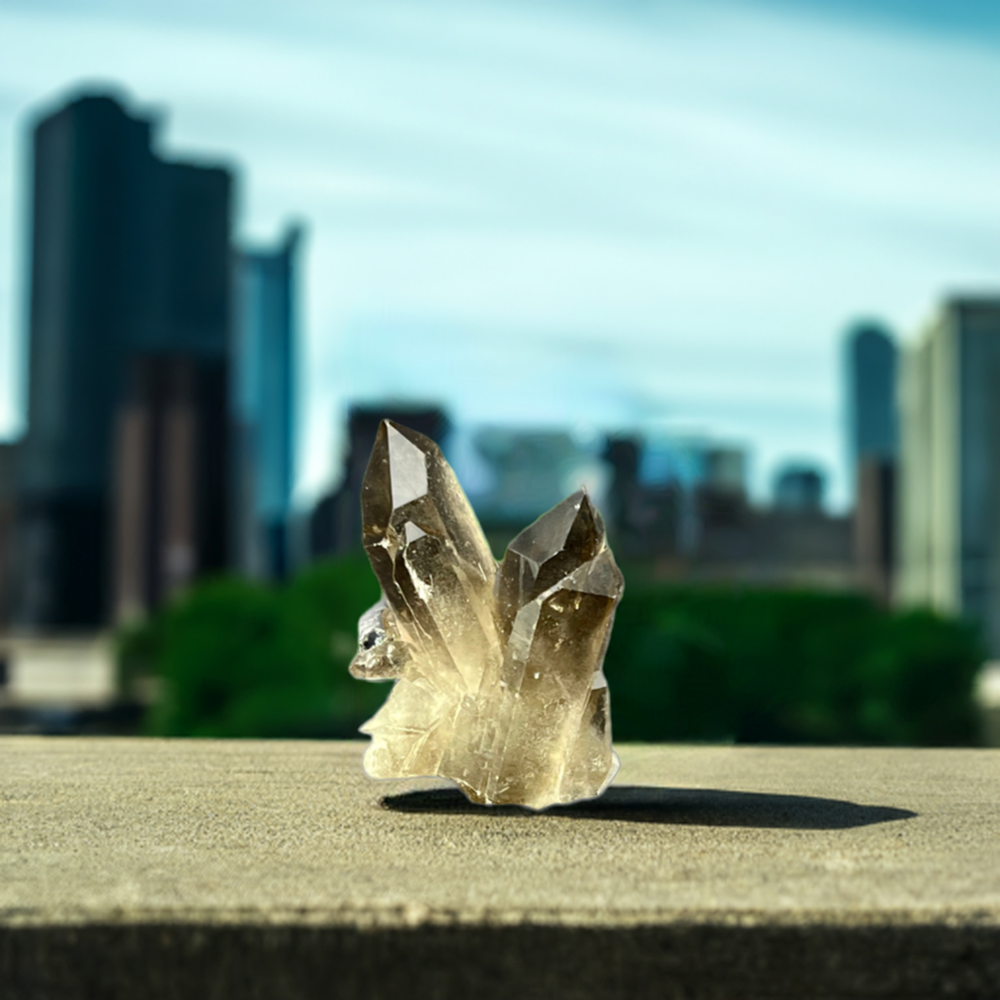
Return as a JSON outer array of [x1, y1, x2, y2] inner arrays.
[[350, 420, 624, 810]]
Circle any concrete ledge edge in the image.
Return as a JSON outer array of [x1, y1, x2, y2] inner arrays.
[[4, 906, 1000, 931]]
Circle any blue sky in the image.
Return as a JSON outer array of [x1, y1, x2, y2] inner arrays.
[[0, 0, 998, 508]]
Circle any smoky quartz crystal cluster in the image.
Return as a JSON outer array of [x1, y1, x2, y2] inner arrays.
[[349, 421, 624, 810]]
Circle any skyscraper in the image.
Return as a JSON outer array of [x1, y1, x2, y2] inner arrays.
[[232, 226, 301, 580], [845, 322, 898, 602], [0, 442, 20, 626], [897, 298, 1000, 653], [112, 356, 228, 622], [16, 92, 233, 627], [845, 323, 898, 468]]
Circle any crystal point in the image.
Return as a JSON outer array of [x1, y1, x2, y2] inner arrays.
[[349, 420, 624, 809]]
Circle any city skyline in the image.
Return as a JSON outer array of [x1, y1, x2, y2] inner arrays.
[[1, 0, 999, 510]]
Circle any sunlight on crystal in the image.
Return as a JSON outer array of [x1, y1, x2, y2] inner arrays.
[[350, 420, 624, 810]]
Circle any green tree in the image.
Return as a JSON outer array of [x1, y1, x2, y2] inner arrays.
[[118, 560, 984, 745], [605, 585, 983, 746], [118, 556, 385, 738]]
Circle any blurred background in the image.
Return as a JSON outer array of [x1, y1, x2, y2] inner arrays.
[[0, 0, 998, 744]]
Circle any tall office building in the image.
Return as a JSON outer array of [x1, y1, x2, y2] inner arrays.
[[113, 356, 228, 622], [232, 227, 301, 580], [845, 323, 898, 602], [854, 457, 895, 603], [0, 442, 20, 626], [897, 298, 1000, 653], [846, 323, 898, 468], [16, 92, 233, 627]]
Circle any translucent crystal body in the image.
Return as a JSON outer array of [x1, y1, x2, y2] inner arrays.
[[350, 420, 623, 809]]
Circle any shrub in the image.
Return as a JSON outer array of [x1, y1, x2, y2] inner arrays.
[[118, 556, 384, 738], [604, 585, 983, 746], [118, 561, 984, 745]]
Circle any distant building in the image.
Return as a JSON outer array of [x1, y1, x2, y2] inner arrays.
[[0, 442, 20, 626], [602, 435, 641, 543], [845, 323, 898, 468], [112, 356, 228, 622], [454, 428, 608, 554], [773, 464, 825, 513], [470, 429, 606, 520], [309, 405, 449, 558], [232, 226, 302, 580], [617, 482, 684, 558], [897, 298, 1000, 653], [607, 446, 854, 587], [845, 322, 898, 601], [611, 458, 852, 587], [854, 457, 896, 603], [629, 467, 852, 588], [605, 436, 748, 559], [14, 92, 232, 627], [681, 506, 854, 589], [703, 446, 747, 495]]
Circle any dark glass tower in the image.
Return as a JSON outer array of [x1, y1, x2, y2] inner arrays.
[[17, 92, 233, 627], [233, 226, 301, 581], [845, 322, 898, 603], [846, 323, 898, 467]]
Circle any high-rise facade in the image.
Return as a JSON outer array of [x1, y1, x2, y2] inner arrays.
[[846, 323, 898, 468], [845, 322, 898, 602], [0, 442, 20, 626], [16, 92, 233, 627], [897, 298, 1000, 653], [232, 227, 301, 580], [112, 356, 228, 622]]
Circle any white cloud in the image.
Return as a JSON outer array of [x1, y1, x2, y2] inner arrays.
[[0, 0, 998, 507]]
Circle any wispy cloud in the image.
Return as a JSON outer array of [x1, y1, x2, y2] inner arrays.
[[0, 0, 998, 506]]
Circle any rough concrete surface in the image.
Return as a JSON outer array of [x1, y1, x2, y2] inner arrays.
[[1, 738, 998, 999]]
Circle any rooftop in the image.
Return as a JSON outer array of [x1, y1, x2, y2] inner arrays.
[[2, 739, 998, 998]]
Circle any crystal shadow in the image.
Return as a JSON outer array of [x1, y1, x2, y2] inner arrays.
[[380, 784, 916, 830]]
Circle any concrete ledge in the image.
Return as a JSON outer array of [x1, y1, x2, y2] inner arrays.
[[2, 739, 999, 998], [6, 921, 1000, 1000]]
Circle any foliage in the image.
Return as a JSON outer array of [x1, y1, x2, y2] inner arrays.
[[117, 559, 984, 745], [605, 585, 984, 746], [117, 555, 384, 738]]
